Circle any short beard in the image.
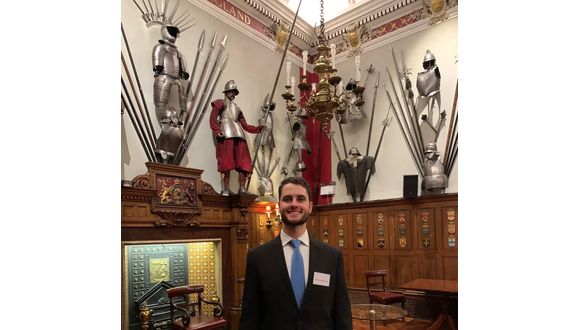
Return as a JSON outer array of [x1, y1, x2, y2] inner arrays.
[[281, 211, 309, 227]]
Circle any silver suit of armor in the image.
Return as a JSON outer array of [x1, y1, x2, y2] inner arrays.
[[291, 120, 310, 153], [255, 94, 275, 149], [416, 50, 440, 98], [422, 143, 448, 191], [155, 107, 184, 160], [220, 99, 245, 139]]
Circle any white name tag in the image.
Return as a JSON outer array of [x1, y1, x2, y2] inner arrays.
[[313, 272, 331, 287]]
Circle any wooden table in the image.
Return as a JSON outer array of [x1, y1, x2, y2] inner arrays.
[[351, 304, 407, 330], [399, 279, 458, 330]]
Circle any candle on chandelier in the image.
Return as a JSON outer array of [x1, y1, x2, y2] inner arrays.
[[330, 43, 336, 69], [286, 61, 291, 86], [311, 82, 317, 92], [355, 54, 361, 81], [302, 50, 308, 75], [291, 76, 296, 95]]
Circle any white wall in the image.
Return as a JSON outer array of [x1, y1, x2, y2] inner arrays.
[[121, 0, 457, 202]]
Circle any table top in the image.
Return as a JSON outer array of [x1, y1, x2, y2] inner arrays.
[[351, 304, 408, 321], [398, 279, 458, 294]]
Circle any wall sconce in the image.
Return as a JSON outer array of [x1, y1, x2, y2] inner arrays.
[[274, 203, 280, 227], [265, 205, 273, 228]]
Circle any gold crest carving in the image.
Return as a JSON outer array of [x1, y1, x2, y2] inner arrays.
[[271, 22, 290, 52], [341, 24, 367, 58]]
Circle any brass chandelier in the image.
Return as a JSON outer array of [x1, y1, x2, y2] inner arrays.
[[282, 0, 361, 128]]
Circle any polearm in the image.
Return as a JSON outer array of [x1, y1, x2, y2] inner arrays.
[[382, 81, 424, 177], [184, 30, 205, 100], [445, 120, 458, 176], [122, 78, 155, 161], [179, 35, 228, 157], [391, 47, 424, 154], [121, 23, 157, 152], [327, 131, 343, 161], [184, 32, 218, 128], [174, 54, 229, 165], [386, 66, 423, 166], [121, 52, 159, 161], [444, 79, 458, 166], [365, 71, 380, 156], [337, 119, 348, 158], [173, 33, 226, 164], [122, 90, 154, 162], [245, 0, 304, 190], [360, 103, 393, 202]]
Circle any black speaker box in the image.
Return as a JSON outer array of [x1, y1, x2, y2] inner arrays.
[[403, 175, 418, 198]]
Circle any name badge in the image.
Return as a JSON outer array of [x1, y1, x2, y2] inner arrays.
[[313, 272, 331, 287]]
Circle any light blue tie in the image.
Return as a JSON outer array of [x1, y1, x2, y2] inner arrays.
[[290, 239, 305, 307]]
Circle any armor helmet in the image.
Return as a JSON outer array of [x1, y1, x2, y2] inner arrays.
[[262, 94, 276, 111], [423, 50, 436, 69], [295, 160, 307, 172], [424, 142, 438, 154], [223, 80, 239, 95], [161, 24, 180, 44], [348, 147, 361, 156], [345, 79, 357, 92]]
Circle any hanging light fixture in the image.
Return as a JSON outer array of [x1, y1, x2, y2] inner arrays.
[[282, 0, 357, 129]]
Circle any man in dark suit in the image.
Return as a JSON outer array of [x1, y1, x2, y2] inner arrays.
[[240, 176, 352, 330]]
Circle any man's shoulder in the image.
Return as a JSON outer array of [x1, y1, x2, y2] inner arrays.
[[248, 236, 280, 256]]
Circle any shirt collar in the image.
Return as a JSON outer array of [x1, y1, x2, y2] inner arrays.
[[280, 229, 309, 247]]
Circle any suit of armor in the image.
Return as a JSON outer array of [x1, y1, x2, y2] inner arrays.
[[421, 143, 448, 193], [209, 80, 262, 195], [337, 147, 375, 202], [281, 116, 311, 176], [152, 25, 189, 162]]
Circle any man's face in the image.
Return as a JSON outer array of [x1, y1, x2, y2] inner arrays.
[[225, 91, 236, 100], [279, 183, 313, 227]]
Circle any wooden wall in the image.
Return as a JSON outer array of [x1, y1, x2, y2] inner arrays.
[[249, 193, 458, 290]]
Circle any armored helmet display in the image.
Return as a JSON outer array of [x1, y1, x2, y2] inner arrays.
[[348, 146, 361, 156], [262, 93, 276, 111], [422, 50, 436, 69], [223, 80, 239, 95], [161, 24, 180, 44], [424, 142, 438, 154]]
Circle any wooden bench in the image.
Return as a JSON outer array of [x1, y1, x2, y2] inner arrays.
[[166, 285, 227, 330]]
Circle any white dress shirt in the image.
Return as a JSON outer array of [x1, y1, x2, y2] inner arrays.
[[280, 229, 310, 285]]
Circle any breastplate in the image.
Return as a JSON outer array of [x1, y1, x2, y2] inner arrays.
[[161, 44, 181, 79], [220, 100, 245, 139], [416, 67, 440, 97]]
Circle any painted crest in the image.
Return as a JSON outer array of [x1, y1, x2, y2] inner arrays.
[[448, 236, 456, 247], [421, 224, 430, 236], [448, 223, 456, 235], [399, 237, 407, 248], [422, 238, 431, 248]]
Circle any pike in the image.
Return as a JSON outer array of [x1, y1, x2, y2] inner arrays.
[[122, 94, 153, 162], [337, 120, 348, 159], [267, 157, 281, 178], [185, 32, 218, 125], [121, 52, 159, 159], [386, 66, 423, 166], [246, 0, 304, 190], [174, 54, 230, 164], [327, 131, 343, 161], [444, 80, 458, 166], [141, 0, 151, 21], [122, 78, 156, 161], [392, 47, 424, 153], [167, 0, 179, 23], [183, 30, 205, 110], [365, 71, 380, 156], [121, 23, 157, 151], [382, 81, 424, 177], [360, 103, 393, 202]]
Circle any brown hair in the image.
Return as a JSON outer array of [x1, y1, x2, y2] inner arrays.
[[278, 176, 311, 201]]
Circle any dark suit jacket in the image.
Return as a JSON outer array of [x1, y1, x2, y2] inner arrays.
[[239, 235, 352, 330]]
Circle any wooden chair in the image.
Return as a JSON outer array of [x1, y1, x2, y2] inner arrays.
[[364, 270, 406, 308], [166, 285, 227, 330]]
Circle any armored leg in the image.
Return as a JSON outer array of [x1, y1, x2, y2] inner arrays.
[[221, 171, 231, 196], [238, 172, 248, 194]]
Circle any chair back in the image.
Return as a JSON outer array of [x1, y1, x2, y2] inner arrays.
[[365, 270, 388, 294]]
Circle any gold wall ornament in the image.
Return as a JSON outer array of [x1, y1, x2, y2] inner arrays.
[[341, 24, 366, 58], [424, 0, 452, 25], [272, 22, 290, 52], [149, 258, 170, 283]]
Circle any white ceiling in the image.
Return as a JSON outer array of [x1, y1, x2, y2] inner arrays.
[[283, 0, 370, 28]]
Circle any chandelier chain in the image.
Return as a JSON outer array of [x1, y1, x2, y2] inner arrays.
[[319, 0, 325, 38]]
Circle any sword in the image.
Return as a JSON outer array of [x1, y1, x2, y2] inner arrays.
[[246, 0, 304, 190]]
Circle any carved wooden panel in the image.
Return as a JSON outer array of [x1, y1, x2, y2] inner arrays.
[[442, 256, 458, 280], [371, 211, 388, 249], [351, 253, 370, 288], [335, 214, 348, 250], [392, 209, 412, 250], [319, 215, 332, 245], [418, 255, 437, 279], [441, 207, 458, 250], [394, 255, 418, 287]]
